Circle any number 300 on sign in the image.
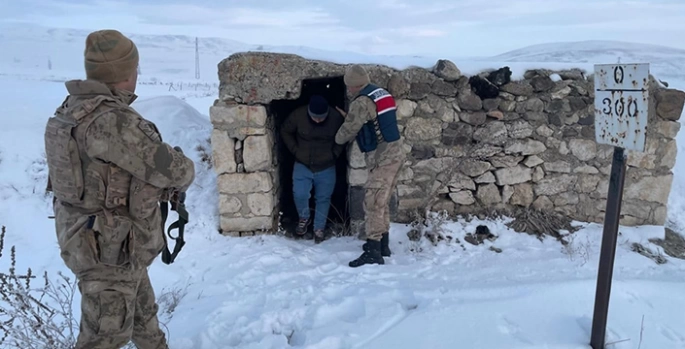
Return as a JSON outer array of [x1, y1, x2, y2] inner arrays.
[[600, 94, 640, 118]]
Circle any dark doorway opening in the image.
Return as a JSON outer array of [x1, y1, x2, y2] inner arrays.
[[269, 77, 350, 238]]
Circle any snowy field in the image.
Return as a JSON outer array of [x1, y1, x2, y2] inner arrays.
[[1, 23, 685, 349]]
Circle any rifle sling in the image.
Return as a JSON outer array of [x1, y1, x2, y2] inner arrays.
[[160, 200, 187, 265]]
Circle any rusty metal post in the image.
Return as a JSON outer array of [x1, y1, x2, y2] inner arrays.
[[590, 146, 627, 349]]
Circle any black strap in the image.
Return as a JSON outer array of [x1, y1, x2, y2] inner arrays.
[[160, 192, 188, 264]]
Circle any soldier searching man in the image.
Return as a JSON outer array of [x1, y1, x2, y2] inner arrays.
[[334, 65, 405, 268], [44, 29, 195, 348]]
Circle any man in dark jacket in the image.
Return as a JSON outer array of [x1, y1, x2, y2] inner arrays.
[[280, 95, 345, 242]]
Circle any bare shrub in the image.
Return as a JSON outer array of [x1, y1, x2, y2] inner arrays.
[[561, 233, 592, 266], [406, 209, 455, 252], [0, 225, 79, 349], [157, 283, 189, 325], [196, 143, 212, 168]]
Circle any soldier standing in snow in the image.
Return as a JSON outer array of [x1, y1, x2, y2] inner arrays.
[[44, 29, 194, 348], [335, 65, 405, 268]]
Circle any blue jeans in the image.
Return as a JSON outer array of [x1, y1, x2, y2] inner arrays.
[[292, 162, 336, 231]]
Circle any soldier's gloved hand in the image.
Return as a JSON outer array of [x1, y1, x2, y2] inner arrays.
[[160, 187, 172, 202]]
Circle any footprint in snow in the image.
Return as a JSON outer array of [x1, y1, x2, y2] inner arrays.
[[496, 314, 534, 345]]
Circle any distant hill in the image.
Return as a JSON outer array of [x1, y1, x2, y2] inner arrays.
[[1, 23, 684, 82], [489, 40, 685, 80]]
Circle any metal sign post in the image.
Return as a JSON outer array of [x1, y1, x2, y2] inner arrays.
[[590, 63, 649, 349]]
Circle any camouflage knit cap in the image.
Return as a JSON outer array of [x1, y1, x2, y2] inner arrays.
[[344, 64, 370, 87], [84, 29, 139, 84]]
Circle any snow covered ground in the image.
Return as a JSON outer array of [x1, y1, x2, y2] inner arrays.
[[1, 23, 684, 349]]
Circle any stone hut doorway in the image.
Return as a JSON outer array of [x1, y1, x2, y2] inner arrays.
[[269, 76, 351, 236]]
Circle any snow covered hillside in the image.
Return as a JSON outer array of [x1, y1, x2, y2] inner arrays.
[[1, 23, 684, 349], [492, 40, 685, 81]]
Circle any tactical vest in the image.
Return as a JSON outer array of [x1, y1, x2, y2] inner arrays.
[[354, 84, 401, 153], [44, 94, 162, 220]]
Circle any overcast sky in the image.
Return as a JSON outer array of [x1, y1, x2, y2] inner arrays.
[[2, 0, 685, 57]]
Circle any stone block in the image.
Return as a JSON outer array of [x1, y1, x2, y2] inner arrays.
[[502, 185, 514, 204], [534, 175, 577, 196], [211, 129, 237, 174], [457, 89, 482, 111], [396, 99, 417, 120], [658, 139, 677, 169], [477, 184, 501, 205], [243, 134, 272, 172], [449, 190, 476, 205], [460, 160, 492, 177], [210, 104, 268, 140], [404, 117, 443, 141], [398, 184, 423, 198], [473, 121, 507, 145], [543, 161, 571, 173], [574, 165, 599, 174], [568, 138, 597, 161], [219, 194, 243, 214], [247, 192, 275, 216], [447, 173, 476, 191], [433, 59, 461, 81], [218, 172, 272, 194], [460, 112, 487, 126], [655, 120, 681, 138], [625, 174, 673, 203], [523, 155, 544, 167], [510, 184, 534, 207], [504, 139, 547, 155], [220, 216, 275, 232], [532, 196, 554, 210], [398, 166, 414, 181], [474, 171, 496, 184], [348, 168, 368, 186], [655, 88, 685, 120], [495, 165, 532, 186], [652, 205, 667, 225], [506, 121, 534, 139], [490, 155, 524, 168]]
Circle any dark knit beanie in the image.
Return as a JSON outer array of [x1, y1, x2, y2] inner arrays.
[[308, 95, 329, 119], [84, 29, 139, 84]]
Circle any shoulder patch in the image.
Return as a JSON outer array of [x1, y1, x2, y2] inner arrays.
[[137, 119, 162, 142]]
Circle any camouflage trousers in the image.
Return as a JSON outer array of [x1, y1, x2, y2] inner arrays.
[[75, 265, 167, 349], [364, 156, 404, 241]]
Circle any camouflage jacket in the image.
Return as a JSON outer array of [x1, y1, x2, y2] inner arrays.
[[335, 91, 405, 170], [44, 79, 195, 275]]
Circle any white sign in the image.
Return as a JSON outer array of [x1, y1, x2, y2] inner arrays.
[[594, 63, 650, 152]]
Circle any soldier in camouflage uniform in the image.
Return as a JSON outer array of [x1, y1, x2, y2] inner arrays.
[[44, 30, 195, 348], [335, 65, 405, 268]]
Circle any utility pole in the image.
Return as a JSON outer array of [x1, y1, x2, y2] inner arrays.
[[195, 37, 200, 79]]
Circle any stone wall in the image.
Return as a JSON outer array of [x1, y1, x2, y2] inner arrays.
[[210, 51, 685, 236]]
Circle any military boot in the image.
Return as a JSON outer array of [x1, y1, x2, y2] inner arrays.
[[349, 239, 385, 268], [363, 232, 391, 257]]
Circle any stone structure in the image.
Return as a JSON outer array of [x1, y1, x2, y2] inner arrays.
[[209, 51, 685, 236]]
